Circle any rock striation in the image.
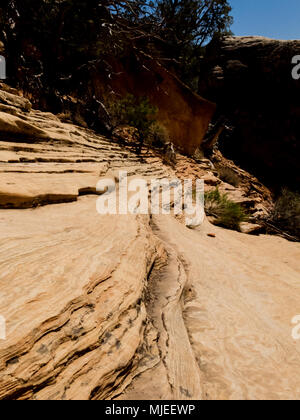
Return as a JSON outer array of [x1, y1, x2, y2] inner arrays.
[[0, 85, 300, 400]]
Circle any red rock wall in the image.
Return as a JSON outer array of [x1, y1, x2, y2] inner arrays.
[[91, 58, 216, 155]]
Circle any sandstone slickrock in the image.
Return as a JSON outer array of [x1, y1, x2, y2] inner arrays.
[[240, 222, 264, 235], [0, 86, 300, 400], [131, 216, 300, 400], [199, 36, 300, 191]]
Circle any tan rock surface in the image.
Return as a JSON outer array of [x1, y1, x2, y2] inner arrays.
[[0, 87, 300, 400], [121, 217, 300, 400], [179, 219, 300, 400], [0, 201, 160, 400]]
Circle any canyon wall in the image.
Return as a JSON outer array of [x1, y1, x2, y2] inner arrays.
[[84, 57, 216, 155], [199, 36, 300, 191]]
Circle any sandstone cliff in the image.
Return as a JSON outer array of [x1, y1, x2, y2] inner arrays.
[[90, 58, 216, 155], [199, 36, 300, 191], [0, 86, 300, 400]]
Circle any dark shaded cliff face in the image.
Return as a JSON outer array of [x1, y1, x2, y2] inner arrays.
[[199, 36, 300, 192]]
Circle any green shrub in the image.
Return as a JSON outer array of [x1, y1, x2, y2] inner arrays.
[[271, 188, 300, 239], [204, 188, 248, 231], [146, 122, 169, 148], [107, 94, 158, 139]]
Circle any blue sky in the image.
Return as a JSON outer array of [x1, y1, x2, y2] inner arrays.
[[230, 0, 300, 40]]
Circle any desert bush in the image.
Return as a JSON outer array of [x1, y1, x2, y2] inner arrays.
[[271, 188, 300, 239], [107, 94, 157, 133], [146, 122, 169, 148], [107, 94, 164, 152], [204, 188, 248, 231]]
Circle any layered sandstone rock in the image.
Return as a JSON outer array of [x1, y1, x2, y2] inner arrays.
[[0, 86, 300, 400], [199, 36, 300, 191]]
